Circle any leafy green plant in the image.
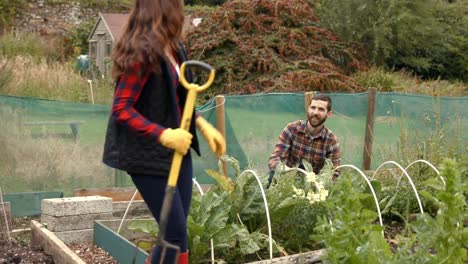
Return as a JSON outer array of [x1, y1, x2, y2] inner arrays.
[[69, 19, 96, 55], [127, 156, 334, 262], [406, 159, 467, 263], [315, 159, 466, 263], [314, 172, 392, 263]]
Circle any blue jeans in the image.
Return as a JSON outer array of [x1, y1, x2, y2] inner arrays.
[[130, 152, 193, 264]]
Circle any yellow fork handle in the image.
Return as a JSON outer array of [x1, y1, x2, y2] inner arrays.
[[166, 61, 215, 187], [158, 61, 215, 244]]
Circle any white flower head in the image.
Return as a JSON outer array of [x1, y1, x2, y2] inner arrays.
[[305, 171, 317, 183], [293, 186, 305, 198], [319, 189, 329, 200]]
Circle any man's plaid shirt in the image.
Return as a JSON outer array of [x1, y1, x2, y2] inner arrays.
[[268, 120, 341, 177]]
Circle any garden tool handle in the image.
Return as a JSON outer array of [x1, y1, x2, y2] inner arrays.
[[158, 61, 215, 246], [179, 60, 215, 93], [167, 61, 215, 187]]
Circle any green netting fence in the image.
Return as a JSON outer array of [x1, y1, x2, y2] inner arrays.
[[0, 92, 466, 195]]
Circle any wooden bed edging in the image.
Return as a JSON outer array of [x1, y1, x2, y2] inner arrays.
[[30, 220, 85, 264]]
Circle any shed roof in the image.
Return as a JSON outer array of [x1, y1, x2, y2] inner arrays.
[[88, 12, 198, 42], [101, 13, 129, 42]]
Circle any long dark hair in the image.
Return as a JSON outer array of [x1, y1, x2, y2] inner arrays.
[[112, 0, 184, 79]]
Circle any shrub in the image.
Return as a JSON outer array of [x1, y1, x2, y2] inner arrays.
[[0, 0, 25, 33], [69, 18, 97, 55]]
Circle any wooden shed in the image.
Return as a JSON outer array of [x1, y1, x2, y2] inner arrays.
[[88, 12, 199, 76], [88, 12, 128, 75]]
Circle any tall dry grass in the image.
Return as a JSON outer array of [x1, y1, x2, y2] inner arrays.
[[0, 55, 114, 104], [0, 106, 114, 195], [353, 67, 467, 96]]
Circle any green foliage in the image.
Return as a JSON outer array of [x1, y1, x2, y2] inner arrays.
[[314, 173, 393, 263], [396, 97, 465, 165], [315, 0, 467, 80], [126, 156, 334, 262], [353, 67, 467, 96], [316, 160, 467, 263], [69, 19, 96, 55], [127, 219, 158, 237], [0, 0, 25, 32], [408, 159, 467, 263], [353, 67, 399, 92]]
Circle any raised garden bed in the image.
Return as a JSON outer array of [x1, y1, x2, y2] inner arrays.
[[94, 219, 149, 264], [93, 219, 326, 264]]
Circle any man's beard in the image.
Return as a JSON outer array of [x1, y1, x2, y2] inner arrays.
[[308, 114, 327, 128]]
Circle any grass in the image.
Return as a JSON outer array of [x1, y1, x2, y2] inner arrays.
[[353, 67, 467, 96], [0, 56, 114, 105], [0, 32, 69, 62], [0, 106, 114, 195]]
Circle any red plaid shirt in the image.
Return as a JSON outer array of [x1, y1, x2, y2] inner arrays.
[[111, 62, 181, 142], [268, 120, 341, 177]]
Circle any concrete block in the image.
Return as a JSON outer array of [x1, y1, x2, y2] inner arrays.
[[53, 229, 94, 244], [41, 196, 112, 217], [41, 212, 113, 232], [112, 200, 151, 217]]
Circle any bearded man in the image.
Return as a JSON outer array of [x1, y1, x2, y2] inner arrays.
[[267, 94, 341, 186]]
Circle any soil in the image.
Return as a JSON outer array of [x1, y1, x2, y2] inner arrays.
[[67, 243, 118, 264], [0, 240, 54, 264], [0, 217, 118, 264]]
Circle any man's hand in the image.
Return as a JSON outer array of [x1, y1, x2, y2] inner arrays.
[[159, 128, 193, 155], [196, 116, 226, 158]]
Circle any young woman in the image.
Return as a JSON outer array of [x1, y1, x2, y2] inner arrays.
[[102, 1, 226, 263]]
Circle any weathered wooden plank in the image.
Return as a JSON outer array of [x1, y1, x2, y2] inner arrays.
[[30, 220, 85, 264], [0, 202, 12, 240]]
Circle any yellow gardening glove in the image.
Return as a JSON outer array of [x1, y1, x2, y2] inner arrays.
[[159, 128, 193, 155], [196, 117, 226, 158]]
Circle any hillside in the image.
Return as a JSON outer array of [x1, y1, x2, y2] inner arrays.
[[1, 0, 465, 100]]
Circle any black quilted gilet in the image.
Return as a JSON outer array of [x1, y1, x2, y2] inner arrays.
[[102, 59, 200, 176]]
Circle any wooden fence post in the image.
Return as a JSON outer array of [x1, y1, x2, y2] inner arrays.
[[362, 88, 377, 170], [215, 95, 227, 177], [304, 92, 314, 113]]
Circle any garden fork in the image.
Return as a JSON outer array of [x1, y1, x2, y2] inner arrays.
[[156, 60, 215, 264]]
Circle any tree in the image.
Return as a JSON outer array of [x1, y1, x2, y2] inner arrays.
[[314, 0, 467, 80]]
